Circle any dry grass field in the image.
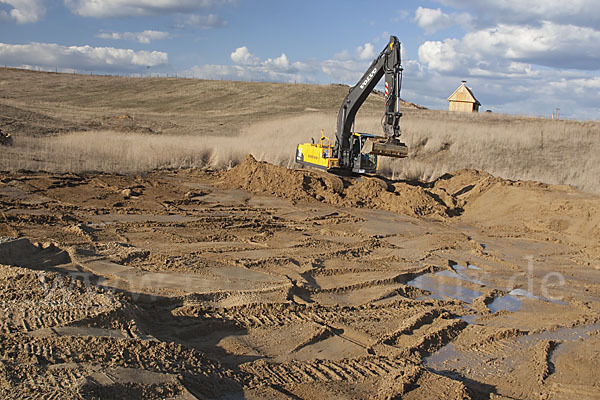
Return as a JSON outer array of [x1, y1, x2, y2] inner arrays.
[[1, 67, 599, 193], [1, 67, 600, 399]]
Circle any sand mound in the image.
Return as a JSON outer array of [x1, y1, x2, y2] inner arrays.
[[219, 155, 450, 217], [344, 176, 448, 216], [219, 157, 600, 255], [220, 154, 343, 203]]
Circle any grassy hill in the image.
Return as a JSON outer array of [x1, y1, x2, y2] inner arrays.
[[0, 67, 419, 137], [1, 67, 599, 194]]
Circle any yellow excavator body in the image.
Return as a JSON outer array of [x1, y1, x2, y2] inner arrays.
[[295, 131, 340, 171], [296, 131, 388, 174]]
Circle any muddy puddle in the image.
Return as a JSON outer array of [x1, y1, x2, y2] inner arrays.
[[410, 273, 483, 303], [488, 294, 522, 313], [408, 262, 569, 317], [408, 264, 485, 303], [489, 289, 567, 313], [425, 323, 600, 371]]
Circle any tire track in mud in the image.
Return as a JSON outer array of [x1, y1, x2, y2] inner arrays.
[[178, 301, 419, 330], [534, 339, 557, 384], [243, 356, 418, 387], [0, 361, 90, 400], [180, 299, 469, 367], [454, 326, 529, 353], [0, 334, 245, 398], [404, 318, 468, 356], [1, 335, 226, 377], [175, 303, 330, 329], [0, 242, 473, 398], [301, 266, 439, 295], [0, 262, 247, 398], [547, 382, 600, 399], [379, 310, 443, 345], [0, 264, 125, 335]]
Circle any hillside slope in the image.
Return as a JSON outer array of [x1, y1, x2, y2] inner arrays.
[[0, 68, 417, 137], [1, 67, 599, 194]]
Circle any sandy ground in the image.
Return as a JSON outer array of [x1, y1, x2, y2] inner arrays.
[[0, 156, 598, 399]]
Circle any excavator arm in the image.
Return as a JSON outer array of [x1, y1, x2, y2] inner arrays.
[[335, 36, 406, 169]]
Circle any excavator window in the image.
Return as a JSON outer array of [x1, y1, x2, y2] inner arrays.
[[352, 137, 361, 156], [350, 135, 376, 171]]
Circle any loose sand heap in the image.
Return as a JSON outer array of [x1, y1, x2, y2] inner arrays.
[[219, 154, 492, 217], [0, 162, 598, 399], [220, 155, 600, 257]]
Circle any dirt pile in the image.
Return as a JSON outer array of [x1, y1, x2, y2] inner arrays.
[[220, 157, 600, 255], [345, 177, 448, 217], [431, 169, 499, 200], [219, 155, 452, 217], [219, 156, 528, 218], [441, 169, 600, 256], [219, 154, 342, 203]]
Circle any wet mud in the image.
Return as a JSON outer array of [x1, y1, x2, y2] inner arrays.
[[0, 162, 599, 399]]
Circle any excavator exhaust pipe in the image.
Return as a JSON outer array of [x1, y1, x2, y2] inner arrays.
[[362, 137, 408, 159]]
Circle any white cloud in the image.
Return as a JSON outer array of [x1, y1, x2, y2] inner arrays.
[[419, 22, 600, 72], [184, 62, 316, 84], [178, 13, 226, 29], [418, 38, 465, 72], [0, 0, 45, 23], [437, 0, 600, 28], [0, 42, 167, 71], [400, 51, 600, 119], [183, 64, 243, 80], [97, 30, 170, 44], [469, 22, 600, 70], [332, 49, 351, 61], [415, 7, 452, 34], [321, 59, 369, 83], [181, 32, 600, 119], [264, 53, 290, 70], [64, 0, 232, 18], [230, 46, 259, 65], [188, 46, 318, 83], [327, 38, 406, 82], [356, 42, 375, 60], [405, 1, 600, 117], [414, 6, 471, 34]]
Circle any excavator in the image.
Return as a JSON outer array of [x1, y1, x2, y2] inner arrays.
[[0, 128, 12, 146], [296, 35, 408, 174]]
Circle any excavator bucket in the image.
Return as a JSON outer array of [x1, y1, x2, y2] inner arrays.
[[362, 137, 408, 159]]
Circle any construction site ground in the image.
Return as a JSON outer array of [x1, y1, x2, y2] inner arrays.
[[1, 155, 599, 399]]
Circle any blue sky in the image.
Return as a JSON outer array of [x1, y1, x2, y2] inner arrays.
[[1, 0, 599, 119]]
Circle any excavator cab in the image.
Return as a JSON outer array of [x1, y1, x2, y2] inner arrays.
[[351, 132, 377, 174]]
